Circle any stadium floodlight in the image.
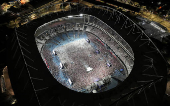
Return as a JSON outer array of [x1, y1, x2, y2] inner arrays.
[[79, 14, 83, 16], [68, 16, 73, 18]]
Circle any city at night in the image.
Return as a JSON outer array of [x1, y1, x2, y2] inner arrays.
[[0, 0, 170, 106]]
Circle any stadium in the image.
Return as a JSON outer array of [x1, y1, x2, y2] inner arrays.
[[35, 13, 134, 93], [6, 1, 168, 106]]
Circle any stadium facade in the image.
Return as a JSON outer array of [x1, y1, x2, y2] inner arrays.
[[7, 2, 168, 106]]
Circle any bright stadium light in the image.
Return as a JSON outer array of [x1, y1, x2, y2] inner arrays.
[[68, 16, 73, 18], [79, 14, 83, 16]]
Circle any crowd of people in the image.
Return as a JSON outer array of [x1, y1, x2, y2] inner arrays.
[[85, 19, 134, 73]]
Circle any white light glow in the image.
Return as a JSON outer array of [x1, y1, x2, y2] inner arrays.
[[53, 50, 55, 54], [92, 90, 97, 93], [68, 78, 72, 85], [60, 63, 63, 69], [79, 14, 83, 16], [68, 16, 73, 18], [87, 67, 93, 72]]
